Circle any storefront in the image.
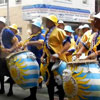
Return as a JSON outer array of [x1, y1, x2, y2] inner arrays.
[[22, 4, 90, 23]]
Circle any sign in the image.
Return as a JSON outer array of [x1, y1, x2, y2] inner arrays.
[[22, 3, 90, 23]]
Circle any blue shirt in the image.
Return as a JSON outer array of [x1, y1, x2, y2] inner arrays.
[[27, 32, 45, 65], [16, 34, 21, 42], [2, 28, 15, 49], [74, 35, 78, 42], [63, 36, 71, 46]]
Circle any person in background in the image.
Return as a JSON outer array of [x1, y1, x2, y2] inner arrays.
[[57, 20, 65, 29], [75, 25, 84, 45], [73, 24, 90, 56], [84, 13, 100, 61], [58, 25, 76, 62], [9, 24, 21, 42], [76, 18, 98, 58], [74, 25, 83, 43], [41, 15, 65, 100]]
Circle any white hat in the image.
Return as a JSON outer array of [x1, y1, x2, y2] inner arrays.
[[93, 12, 100, 19], [78, 25, 83, 29], [58, 20, 64, 24], [82, 24, 90, 29], [0, 17, 6, 24]]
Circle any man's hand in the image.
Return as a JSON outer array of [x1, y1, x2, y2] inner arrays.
[[3, 48, 12, 53], [76, 51, 82, 58], [51, 54, 59, 62], [41, 56, 46, 64]]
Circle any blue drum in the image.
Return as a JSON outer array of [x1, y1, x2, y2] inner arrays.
[[52, 61, 67, 76], [63, 61, 100, 100], [40, 61, 67, 85], [6, 51, 39, 89]]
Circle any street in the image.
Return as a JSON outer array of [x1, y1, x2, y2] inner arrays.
[[0, 83, 68, 100]]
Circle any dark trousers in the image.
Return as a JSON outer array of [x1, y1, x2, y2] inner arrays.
[[29, 87, 37, 100], [0, 58, 14, 91], [47, 62, 65, 100]]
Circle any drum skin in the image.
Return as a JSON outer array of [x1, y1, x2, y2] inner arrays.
[[6, 51, 39, 89], [54, 61, 67, 76], [63, 63, 100, 100], [40, 61, 67, 84]]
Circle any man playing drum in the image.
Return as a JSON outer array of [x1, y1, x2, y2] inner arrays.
[[86, 13, 100, 61], [58, 25, 76, 62], [22, 20, 45, 100], [0, 17, 19, 95], [41, 15, 66, 100], [75, 16, 98, 58]]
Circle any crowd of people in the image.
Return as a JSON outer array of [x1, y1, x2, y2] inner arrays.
[[0, 12, 100, 100]]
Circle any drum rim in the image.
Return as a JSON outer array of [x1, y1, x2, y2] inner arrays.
[[6, 50, 29, 60]]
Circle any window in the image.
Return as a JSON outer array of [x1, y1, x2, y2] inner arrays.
[[0, 0, 7, 5], [83, 0, 88, 4], [53, 0, 72, 3], [16, 0, 21, 4]]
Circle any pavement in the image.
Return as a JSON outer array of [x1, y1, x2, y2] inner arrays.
[[0, 83, 68, 100]]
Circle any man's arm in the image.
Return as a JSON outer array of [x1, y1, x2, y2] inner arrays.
[[9, 36, 19, 52], [27, 40, 44, 47]]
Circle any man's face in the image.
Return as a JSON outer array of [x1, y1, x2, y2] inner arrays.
[[82, 28, 89, 33], [32, 25, 41, 34], [57, 24, 64, 29], [46, 19, 55, 29], [94, 18, 100, 30], [65, 31, 71, 36]]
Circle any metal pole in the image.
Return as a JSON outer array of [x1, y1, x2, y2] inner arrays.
[[7, 0, 9, 26]]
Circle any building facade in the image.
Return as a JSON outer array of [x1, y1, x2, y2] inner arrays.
[[22, 0, 95, 23], [0, 0, 96, 40], [0, 0, 29, 40]]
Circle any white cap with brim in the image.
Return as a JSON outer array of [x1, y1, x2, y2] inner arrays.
[[58, 20, 64, 24], [78, 25, 83, 29], [82, 24, 90, 29], [93, 12, 100, 19], [0, 17, 6, 24]]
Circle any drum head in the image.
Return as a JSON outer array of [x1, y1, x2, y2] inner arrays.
[[6, 50, 28, 60]]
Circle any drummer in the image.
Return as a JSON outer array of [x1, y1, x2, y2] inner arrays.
[[58, 25, 76, 62], [86, 13, 100, 60], [9, 24, 22, 42], [41, 15, 66, 100], [23, 20, 45, 100], [76, 16, 98, 58], [26, 20, 45, 66], [0, 17, 18, 94]]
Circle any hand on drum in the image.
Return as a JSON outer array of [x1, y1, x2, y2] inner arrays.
[[76, 51, 82, 58], [41, 56, 46, 64], [50, 54, 59, 62], [4, 48, 12, 53]]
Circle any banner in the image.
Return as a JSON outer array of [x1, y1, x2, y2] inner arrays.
[[22, 3, 90, 23]]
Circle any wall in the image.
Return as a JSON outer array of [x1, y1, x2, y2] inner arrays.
[[0, 1, 30, 40]]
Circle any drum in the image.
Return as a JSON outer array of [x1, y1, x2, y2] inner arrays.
[[40, 61, 67, 85], [6, 51, 39, 89], [52, 61, 67, 76], [63, 61, 100, 100], [51, 61, 67, 85]]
